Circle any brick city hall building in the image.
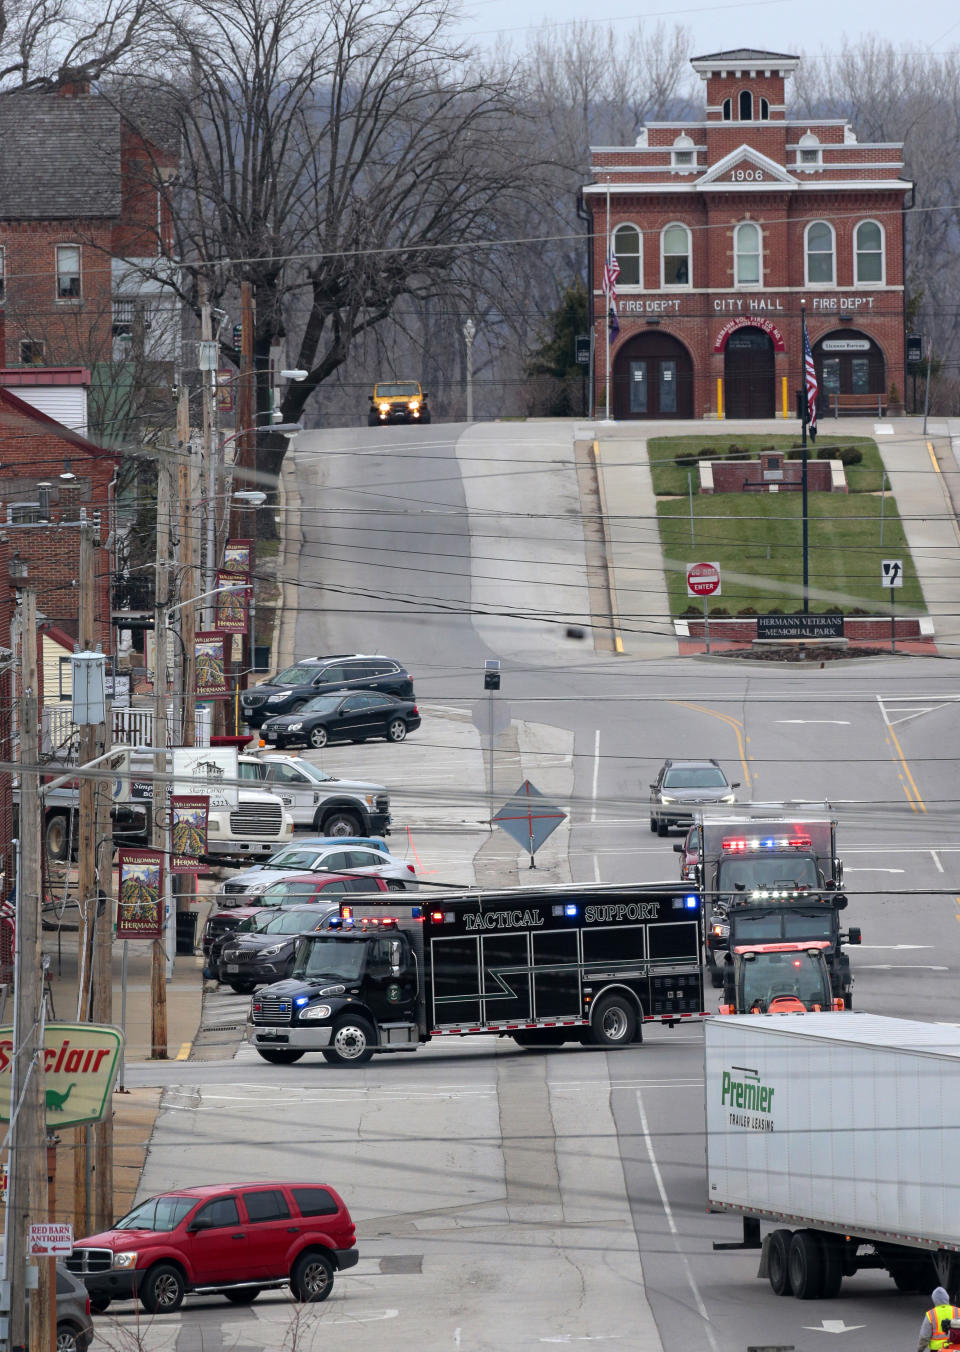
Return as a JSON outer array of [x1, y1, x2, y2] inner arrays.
[[583, 48, 911, 419]]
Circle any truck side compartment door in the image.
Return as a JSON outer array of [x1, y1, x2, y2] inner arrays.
[[363, 936, 418, 1024]]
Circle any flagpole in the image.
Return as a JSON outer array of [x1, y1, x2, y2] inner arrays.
[[605, 183, 612, 421], [800, 299, 809, 614]]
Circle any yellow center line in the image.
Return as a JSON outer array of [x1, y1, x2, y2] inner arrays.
[[670, 700, 752, 792], [885, 722, 926, 813]]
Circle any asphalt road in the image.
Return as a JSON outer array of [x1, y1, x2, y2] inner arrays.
[[113, 422, 960, 1352]]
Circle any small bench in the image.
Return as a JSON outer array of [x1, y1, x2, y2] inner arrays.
[[831, 393, 887, 417]]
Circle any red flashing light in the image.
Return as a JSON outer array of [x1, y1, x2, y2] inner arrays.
[[430, 910, 444, 922], [722, 837, 747, 852], [342, 906, 353, 920], [792, 959, 802, 967], [788, 836, 812, 848]]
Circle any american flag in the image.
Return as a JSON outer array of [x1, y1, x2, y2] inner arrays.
[[802, 315, 818, 435], [603, 255, 620, 337]]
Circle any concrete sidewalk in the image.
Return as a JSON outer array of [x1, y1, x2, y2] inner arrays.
[[581, 414, 960, 657]]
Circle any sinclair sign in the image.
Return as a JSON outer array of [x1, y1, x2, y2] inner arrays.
[[0, 1023, 123, 1129]]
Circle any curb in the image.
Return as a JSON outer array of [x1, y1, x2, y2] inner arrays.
[[590, 438, 625, 655]]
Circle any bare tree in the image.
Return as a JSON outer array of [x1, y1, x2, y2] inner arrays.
[[794, 42, 960, 400], [0, 0, 155, 90], [117, 0, 544, 511]]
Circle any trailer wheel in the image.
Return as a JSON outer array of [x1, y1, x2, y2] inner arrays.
[[590, 994, 637, 1047], [890, 1258, 935, 1293], [818, 1232, 843, 1299], [767, 1230, 793, 1297], [708, 961, 724, 989], [45, 812, 71, 862], [788, 1229, 824, 1299]]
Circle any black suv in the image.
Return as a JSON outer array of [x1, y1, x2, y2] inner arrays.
[[649, 758, 738, 836], [241, 654, 413, 728]]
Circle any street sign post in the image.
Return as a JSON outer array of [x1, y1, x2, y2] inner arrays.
[[686, 561, 721, 654], [28, 1223, 73, 1257], [882, 560, 903, 652], [492, 780, 566, 869]]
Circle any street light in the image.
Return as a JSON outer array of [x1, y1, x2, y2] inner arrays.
[[463, 317, 476, 423]]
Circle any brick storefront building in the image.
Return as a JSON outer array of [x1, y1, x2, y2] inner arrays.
[[584, 49, 912, 420]]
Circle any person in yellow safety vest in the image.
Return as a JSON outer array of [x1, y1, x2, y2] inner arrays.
[[918, 1287, 960, 1351]]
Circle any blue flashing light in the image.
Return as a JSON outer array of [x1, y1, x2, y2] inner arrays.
[[294, 996, 309, 1006], [565, 904, 578, 917], [412, 907, 422, 919], [762, 837, 775, 849], [685, 895, 699, 909]]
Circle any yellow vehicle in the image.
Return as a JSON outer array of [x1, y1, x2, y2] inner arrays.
[[368, 381, 431, 426]]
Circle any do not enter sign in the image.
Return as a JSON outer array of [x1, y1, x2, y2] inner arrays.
[[686, 561, 721, 598]]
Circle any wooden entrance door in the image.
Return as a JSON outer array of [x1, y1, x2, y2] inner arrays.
[[613, 333, 693, 419], [724, 328, 775, 418]]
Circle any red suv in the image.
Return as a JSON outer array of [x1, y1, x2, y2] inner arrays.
[[67, 1182, 357, 1313]]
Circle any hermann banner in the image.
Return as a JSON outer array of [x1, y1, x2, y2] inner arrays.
[[222, 538, 254, 575], [170, 795, 209, 873], [195, 632, 229, 699], [116, 848, 164, 939], [215, 569, 249, 634]]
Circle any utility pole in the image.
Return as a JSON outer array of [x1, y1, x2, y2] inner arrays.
[[151, 453, 171, 1058], [234, 281, 255, 722], [200, 281, 217, 629], [8, 587, 49, 1352], [73, 522, 98, 1235], [90, 538, 114, 1230], [172, 387, 197, 966]]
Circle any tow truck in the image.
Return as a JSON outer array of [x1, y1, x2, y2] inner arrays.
[[247, 882, 707, 1066], [718, 941, 845, 1014], [694, 816, 853, 994]]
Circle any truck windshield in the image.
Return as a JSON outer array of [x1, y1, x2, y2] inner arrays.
[[375, 383, 419, 398], [740, 952, 828, 1011], [114, 1196, 198, 1231], [718, 855, 820, 894], [732, 911, 834, 945], [293, 936, 367, 982], [273, 665, 321, 686]]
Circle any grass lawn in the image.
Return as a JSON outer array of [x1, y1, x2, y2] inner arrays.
[[657, 492, 925, 617], [649, 433, 885, 496]]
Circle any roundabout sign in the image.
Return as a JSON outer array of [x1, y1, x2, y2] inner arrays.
[[686, 561, 721, 598]]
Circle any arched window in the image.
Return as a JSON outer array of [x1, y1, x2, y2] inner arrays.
[[759, 97, 769, 120], [662, 223, 691, 287], [672, 132, 695, 172], [798, 130, 821, 169], [613, 224, 642, 287], [805, 221, 835, 285], [739, 89, 753, 120], [735, 222, 762, 286], [855, 220, 884, 284], [722, 97, 732, 121]]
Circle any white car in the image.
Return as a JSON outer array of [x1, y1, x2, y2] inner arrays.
[[219, 839, 417, 901]]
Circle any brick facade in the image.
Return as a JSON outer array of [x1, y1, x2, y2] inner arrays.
[[585, 49, 911, 420], [0, 388, 117, 653]]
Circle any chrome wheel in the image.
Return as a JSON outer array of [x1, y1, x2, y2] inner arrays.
[[601, 1005, 628, 1041], [292, 1251, 334, 1302], [387, 718, 407, 743], [332, 1022, 372, 1061], [56, 1326, 82, 1352], [309, 725, 328, 748]]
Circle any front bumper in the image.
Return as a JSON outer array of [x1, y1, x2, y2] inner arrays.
[[206, 839, 285, 858], [77, 1268, 138, 1303], [248, 1022, 334, 1049]]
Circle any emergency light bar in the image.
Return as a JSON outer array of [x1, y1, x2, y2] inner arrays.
[[722, 835, 812, 852]]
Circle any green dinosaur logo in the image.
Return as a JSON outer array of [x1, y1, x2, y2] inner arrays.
[[45, 1083, 75, 1112]]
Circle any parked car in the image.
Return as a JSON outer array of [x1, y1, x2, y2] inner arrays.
[[649, 759, 738, 836], [57, 1264, 95, 1351], [67, 1181, 358, 1313], [203, 874, 389, 970], [674, 823, 701, 881], [261, 690, 421, 749], [241, 654, 413, 727], [218, 904, 343, 991], [219, 838, 416, 900], [238, 753, 391, 836], [367, 380, 430, 425]]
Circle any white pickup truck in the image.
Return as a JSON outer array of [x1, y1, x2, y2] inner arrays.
[[237, 754, 391, 837]]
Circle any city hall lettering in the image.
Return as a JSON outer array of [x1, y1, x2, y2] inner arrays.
[[586, 48, 908, 419]]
